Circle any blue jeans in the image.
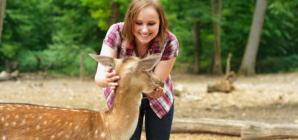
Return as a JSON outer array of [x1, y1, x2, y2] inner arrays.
[[130, 99, 174, 140]]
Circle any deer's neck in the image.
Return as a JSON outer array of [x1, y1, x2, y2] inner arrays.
[[104, 85, 143, 139]]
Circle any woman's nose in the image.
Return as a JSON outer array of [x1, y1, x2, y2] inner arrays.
[[142, 25, 148, 32]]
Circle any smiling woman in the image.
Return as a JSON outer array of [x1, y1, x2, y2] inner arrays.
[[94, 0, 179, 140], [133, 6, 160, 50]]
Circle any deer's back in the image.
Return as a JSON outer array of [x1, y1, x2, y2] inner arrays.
[[0, 103, 109, 140]]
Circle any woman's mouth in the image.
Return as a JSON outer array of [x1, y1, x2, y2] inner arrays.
[[140, 33, 150, 37]]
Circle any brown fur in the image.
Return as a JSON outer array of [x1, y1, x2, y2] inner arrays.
[[0, 54, 164, 140]]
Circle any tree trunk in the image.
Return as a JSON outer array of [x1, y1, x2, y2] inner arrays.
[[211, 0, 222, 75], [193, 20, 201, 74], [80, 53, 85, 81], [0, 0, 7, 42], [109, 1, 120, 26], [170, 118, 298, 139], [238, 0, 267, 76]]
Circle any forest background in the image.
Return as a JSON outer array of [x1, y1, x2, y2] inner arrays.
[[0, 0, 297, 77]]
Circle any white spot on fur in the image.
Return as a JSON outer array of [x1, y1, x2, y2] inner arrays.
[[62, 109, 67, 111], [15, 115, 19, 119], [1, 117, 4, 121], [12, 122, 16, 126], [39, 116, 42, 119], [72, 109, 79, 112], [58, 131, 63, 136], [75, 126, 79, 130], [44, 121, 47, 125], [37, 125, 41, 129], [3, 136, 6, 140], [95, 130, 98, 134], [66, 135, 70, 139], [5, 123, 8, 126], [21, 119, 26, 125], [51, 135, 55, 139], [101, 132, 105, 138]]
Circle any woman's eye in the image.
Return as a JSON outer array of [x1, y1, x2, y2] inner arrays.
[[148, 23, 155, 26], [136, 22, 142, 25]]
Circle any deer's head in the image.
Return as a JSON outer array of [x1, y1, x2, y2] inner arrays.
[[89, 54, 164, 94]]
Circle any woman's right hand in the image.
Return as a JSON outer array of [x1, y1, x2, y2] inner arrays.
[[105, 67, 120, 89]]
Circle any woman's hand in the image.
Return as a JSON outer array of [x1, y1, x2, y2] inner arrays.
[[146, 87, 165, 99], [105, 67, 120, 89]]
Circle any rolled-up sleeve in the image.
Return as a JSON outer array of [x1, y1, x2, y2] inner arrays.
[[103, 24, 122, 52], [161, 33, 179, 61]]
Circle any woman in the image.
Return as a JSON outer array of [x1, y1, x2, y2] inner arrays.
[[94, 0, 179, 139]]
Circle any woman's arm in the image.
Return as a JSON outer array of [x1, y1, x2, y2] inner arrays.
[[94, 44, 120, 88], [154, 57, 176, 81]]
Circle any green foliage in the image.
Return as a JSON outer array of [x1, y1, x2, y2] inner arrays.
[[1, 0, 53, 58], [80, 0, 130, 30], [257, 54, 298, 73], [1, 0, 298, 75]]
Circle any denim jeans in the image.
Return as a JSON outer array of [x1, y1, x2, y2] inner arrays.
[[130, 99, 174, 140]]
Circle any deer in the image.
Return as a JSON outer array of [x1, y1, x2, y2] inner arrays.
[[0, 53, 164, 140]]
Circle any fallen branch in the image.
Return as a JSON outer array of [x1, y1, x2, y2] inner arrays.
[[207, 53, 236, 93], [171, 118, 244, 135], [170, 118, 298, 140], [242, 121, 298, 140]]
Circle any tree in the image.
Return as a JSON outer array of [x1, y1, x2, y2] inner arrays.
[[193, 19, 201, 73], [193, 0, 202, 74], [238, 0, 268, 76], [109, 0, 120, 26], [210, 0, 223, 75], [0, 0, 6, 42]]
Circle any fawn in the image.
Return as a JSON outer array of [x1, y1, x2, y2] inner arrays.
[[0, 54, 164, 140]]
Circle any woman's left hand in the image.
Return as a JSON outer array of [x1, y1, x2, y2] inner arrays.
[[146, 87, 165, 99]]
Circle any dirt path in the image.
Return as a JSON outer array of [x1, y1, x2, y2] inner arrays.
[[1, 72, 298, 139]]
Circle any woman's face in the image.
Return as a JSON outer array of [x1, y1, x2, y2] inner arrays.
[[133, 6, 160, 47]]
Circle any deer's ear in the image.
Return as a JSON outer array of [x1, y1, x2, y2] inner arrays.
[[89, 54, 115, 68], [133, 54, 162, 72]]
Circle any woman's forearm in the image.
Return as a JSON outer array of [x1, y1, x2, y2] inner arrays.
[[94, 64, 109, 88]]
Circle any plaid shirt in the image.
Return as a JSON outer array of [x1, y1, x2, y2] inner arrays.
[[102, 22, 179, 118]]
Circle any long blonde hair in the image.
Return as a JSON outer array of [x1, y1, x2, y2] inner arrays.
[[122, 0, 168, 50]]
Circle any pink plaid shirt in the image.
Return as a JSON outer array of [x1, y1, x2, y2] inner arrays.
[[102, 22, 179, 118]]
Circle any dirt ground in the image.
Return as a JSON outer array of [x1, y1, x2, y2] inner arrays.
[[1, 72, 298, 139]]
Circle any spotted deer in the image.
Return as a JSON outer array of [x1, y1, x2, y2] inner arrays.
[[0, 54, 164, 140]]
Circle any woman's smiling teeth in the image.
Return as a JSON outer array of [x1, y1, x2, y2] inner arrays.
[[140, 33, 150, 37]]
